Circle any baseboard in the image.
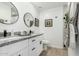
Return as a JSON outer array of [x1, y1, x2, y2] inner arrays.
[[47, 44, 63, 49]]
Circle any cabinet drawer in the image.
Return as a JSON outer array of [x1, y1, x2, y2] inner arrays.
[[29, 36, 41, 45], [29, 42, 42, 56], [29, 47, 38, 56]]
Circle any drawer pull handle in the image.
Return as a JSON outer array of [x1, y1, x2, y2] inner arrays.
[[32, 40, 35, 42], [32, 48, 35, 51]]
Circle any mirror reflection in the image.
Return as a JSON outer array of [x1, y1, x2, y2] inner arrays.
[[0, 2, 19, 24], [24, 13, 34, 27]]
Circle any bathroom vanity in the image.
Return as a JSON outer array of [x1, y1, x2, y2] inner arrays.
[[0, 2, 43, 56], [0, 34, 43, 56]]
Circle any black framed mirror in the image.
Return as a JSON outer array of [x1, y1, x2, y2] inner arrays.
[[23, 12, 34, 27], [0, 2, 19, 24]]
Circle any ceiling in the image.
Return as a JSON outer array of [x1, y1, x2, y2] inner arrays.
[[32, 2, 68, 11]]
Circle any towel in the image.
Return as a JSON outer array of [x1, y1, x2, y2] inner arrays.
[[69, 24, 76, 48]]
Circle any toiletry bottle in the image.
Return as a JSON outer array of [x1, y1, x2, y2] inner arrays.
[[4, 30, 7, 37]]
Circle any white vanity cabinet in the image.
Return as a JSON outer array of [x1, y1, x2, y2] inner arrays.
[[28, 36, 43, 56], [0, 38, 28, 56], [0, 34, 43, 56], [12, 47, 28, 56]]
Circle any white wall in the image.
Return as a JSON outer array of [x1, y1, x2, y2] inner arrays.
[[0, 2, 39, 34], [39, 6, 64, 48]]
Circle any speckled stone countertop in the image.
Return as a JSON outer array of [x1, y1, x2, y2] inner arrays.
[[0, 33, 43, 47]]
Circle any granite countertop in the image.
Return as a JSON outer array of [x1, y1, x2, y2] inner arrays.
[[0, 33, 43, 47]]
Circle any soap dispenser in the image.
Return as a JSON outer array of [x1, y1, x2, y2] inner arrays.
[[4, 30, 7, 37]]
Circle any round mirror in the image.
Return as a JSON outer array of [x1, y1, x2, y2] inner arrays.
[[0, 2, 19, 24], [23, 12, 34, 27]]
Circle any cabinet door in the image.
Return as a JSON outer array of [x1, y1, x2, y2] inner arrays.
[[21, 48, 28, 56], [11, 47, 28, 56], [12, 52, 21, 56], [0, 39, 28, 56], [39, 36, 43, 53], [38, 41, 43, 55], [28, 42, 41, 56]]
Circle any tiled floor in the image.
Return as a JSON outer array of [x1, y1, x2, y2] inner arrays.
[[40, 47, 68, 56]]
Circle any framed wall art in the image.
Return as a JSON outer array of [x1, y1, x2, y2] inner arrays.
[[45, 19, 53, 27], [35, 18, 39, 27]]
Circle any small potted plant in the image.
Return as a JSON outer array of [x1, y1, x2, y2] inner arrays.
[[64, 12, 70, 28]]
